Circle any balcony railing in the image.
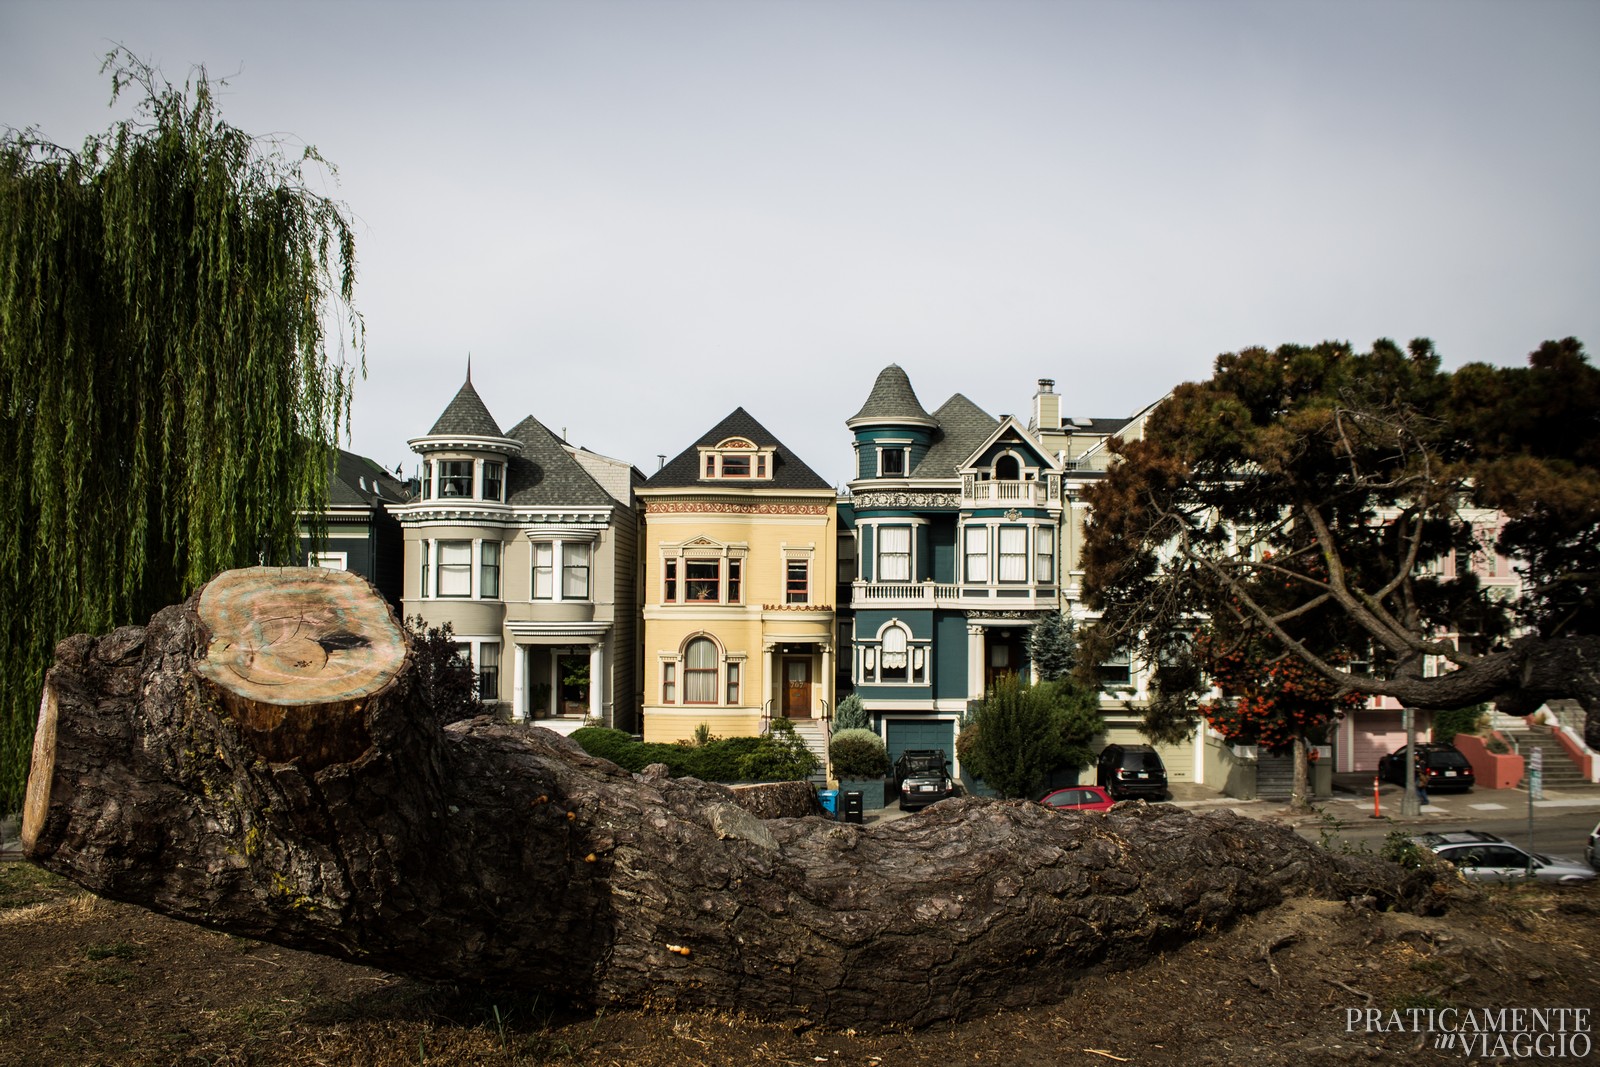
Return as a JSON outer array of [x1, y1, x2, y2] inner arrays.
[[851, 580, 1055, 608], [964, 480, 1048, 505]]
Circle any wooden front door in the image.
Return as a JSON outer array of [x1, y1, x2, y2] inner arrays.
[[783, 657, 812, 717]]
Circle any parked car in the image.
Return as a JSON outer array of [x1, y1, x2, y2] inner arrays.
[[894, 749, 956, 811], [1378, 742, 1475, 792], [1040, 785, 1116, 812], [1588, 819, 1599, 871], [1095, 744, 1168, 801], [1413, 830, 1595, 884]]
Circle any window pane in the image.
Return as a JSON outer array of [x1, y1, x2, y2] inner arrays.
[[685, 638, 717, 702], [421, 461, 432, 499], [786, 560, 808, 604], [1036, 527, 1054, 584], [563, 542, 590, 599], [726, 662, 740, 705], [721, 454, 750, 477], [662, 662, 676, 704], [440, 460, 473, 498], [483, 461, 504, 501], [477, 643, 499, 700], [664, 558, 677, 602], [480, 541, 501, 598], [686, 560, 719, 601], [999, 527, 1027, 582], [881, 449, 905, 476], [879, 527, 910, 581], [880, 626, 908, 680], [964, 526, 988, 582], [727, 559, 741, 603], [438, 541, 472, 597], [532, 543, 553, 599]]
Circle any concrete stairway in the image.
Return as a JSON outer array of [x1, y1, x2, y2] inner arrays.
[[1497, 725, 1597, 789], [785, 717, 831, 787]]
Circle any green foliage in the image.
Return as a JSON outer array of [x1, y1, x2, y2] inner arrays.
[[1381, 830, 1429, 870], [829, 728, 889, 779], [689, 722, 716, 747], [405, 617, 483, 726], [963, 675, 1101, 798], [569, 724, 816, 782], [0, 51, 361, 808], [1432, 704, 1487, 745], [1080, 337, 1600, 729], [736, 718, 820, 782], [1028, 611, 1077, 682], [832, 693, 870, 731]]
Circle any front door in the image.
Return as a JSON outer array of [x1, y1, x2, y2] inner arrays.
[[783, 657, 812, 717]]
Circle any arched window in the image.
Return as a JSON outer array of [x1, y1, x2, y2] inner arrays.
[[880, 625, 909, 682], [994, 455, 1021, 481], [684, 637, 719, 704]]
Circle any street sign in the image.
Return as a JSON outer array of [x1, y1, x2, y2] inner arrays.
[[1529, 747, 1544, 801]]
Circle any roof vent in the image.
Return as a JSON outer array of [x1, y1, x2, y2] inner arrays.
[[1072, 417, 1093, 428]]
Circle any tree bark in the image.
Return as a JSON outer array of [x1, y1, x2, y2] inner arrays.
[[24, 568, 1441, 1028]]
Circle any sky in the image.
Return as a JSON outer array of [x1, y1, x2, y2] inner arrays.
[[4, 0, 1598, 489]]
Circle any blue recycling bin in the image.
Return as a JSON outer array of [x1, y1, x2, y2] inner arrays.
[[817, 789, 839, 815]]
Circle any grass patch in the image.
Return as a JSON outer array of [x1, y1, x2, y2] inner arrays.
[[85, 942, 141, 961], [0, 862, 73, 909]]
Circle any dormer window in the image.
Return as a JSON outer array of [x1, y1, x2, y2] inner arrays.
[[699, 437, 775, 481]]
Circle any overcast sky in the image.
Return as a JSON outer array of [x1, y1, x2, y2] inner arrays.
[[4, 0, 1597, 488]]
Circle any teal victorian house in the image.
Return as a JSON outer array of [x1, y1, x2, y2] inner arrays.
[[845, 365, 1066, 774]]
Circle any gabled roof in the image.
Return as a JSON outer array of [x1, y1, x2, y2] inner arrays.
[[645, 408, 831, 491], [503, 415, 616, 508], [328, 449, 410, 508], [911, 394, 1000, 478], [427, 377, 505, 438], [959, 416, 1062, 473], [848, 364, 937, 426]]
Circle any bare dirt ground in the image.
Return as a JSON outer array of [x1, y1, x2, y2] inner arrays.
[[2, 858, 1597, 1067]]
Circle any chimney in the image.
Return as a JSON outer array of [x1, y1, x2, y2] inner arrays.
[[1033, 378, 1061, 431]]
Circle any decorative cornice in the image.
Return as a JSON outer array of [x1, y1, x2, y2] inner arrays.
[[852, 491, 960, 510], [644, 501, 829, 515], [966, 610, 1050, 623]]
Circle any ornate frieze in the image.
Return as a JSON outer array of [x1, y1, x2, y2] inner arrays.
[[644, 501, 830, 515], [852, 490, 960, 510]]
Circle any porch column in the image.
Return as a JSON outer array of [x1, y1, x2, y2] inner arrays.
[[549, 652, 560, 718], [588, 642, 604, 722], [967, 624, 986, 701], [763, 644, 776, 717], [820, 644, 833, 718], [512, 643, 527, 721]]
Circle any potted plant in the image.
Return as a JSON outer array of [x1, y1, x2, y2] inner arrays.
[[829, 728, 890, 810]]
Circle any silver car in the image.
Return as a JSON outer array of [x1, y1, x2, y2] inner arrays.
[[1413, 830, 1596, 885], [1588, 820, 1599, 871]]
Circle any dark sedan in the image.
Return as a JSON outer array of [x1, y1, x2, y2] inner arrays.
[[1378, 742, 1475, 792]]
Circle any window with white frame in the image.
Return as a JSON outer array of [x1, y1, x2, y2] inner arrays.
[[479, 541, 501, 599], [698, 438, 776, 481], [879, 446, 907, 477], [860, 621, 928, 685], [786, 559, 809, 604], [1098, 649, 1133, 692], [452, 638, 501, 702], [482, 460, 505, 502], [1035, 526, 1054, 584], [998, 526, 1027, 582], [662, 660, 677, 704], [660, 544, 746, 604], [878, 526, 911, 582], [436, 541, 473, 597], [683, 637, 719, 703], [439, 460, 474, 498], [531, 535, 595, 602], [307, 551, 348, 570], [964, 526, 988, 582]]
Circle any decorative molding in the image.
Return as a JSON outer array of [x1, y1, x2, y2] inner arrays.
[[645, 501, 829, 515], [966, 610, 1049, 624], [853, 491, 959, 510]]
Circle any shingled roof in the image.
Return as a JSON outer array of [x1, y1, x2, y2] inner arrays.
[[848, 364, 936, 425], [327, 449, 410, 508], [912, 394, 1001, 478], [427, 377, 505, 438], [645, 408, 831, 491], [503, 415, 616, 508]]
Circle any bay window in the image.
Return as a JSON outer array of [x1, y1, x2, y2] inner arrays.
[[999, 527, 1027, 582], [563, 542, 590, 599]]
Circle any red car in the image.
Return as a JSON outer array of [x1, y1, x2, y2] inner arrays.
[[1040, 785, 1116, 812]]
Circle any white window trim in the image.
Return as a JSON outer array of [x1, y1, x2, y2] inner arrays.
[[529, 530, 599, 603], [858, 618, 930, 686], [308, 551, 349, 570], [453, 636, 502, 702]]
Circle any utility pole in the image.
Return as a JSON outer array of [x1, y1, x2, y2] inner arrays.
[[1400, 707, 1421, 817]]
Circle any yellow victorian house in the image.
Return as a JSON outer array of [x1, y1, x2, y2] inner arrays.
[[638, 409, 837, 764]]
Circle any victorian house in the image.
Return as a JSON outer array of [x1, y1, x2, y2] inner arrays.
[[299, 448, 411, 609], [638, 409, 837, 759], [845, 366, 1068, 773], [390, 375, 642, 733]]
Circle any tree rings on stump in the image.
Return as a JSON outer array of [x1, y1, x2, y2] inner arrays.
[[192, 566, 408, 770]]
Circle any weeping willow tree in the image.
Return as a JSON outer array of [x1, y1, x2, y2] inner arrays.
[[0, 50, 361, 810]]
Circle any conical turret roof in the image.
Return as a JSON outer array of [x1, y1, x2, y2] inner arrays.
[[847, 364, 936, 427], [427, 376, 505, 438]]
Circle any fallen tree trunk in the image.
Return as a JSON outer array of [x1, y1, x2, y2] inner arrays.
[[24, 567, 1440, 1028]]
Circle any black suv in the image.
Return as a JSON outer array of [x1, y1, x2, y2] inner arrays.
[[1096, 744, 1168, 801], [1378, 742, 1475, 792], [894, 749, 956, 811]]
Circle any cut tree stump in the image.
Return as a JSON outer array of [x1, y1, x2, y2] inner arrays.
[[22, 567, 1443, 1028]]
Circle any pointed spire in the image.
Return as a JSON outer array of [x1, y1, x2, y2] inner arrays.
[[427, 374, 504, 438], [848, 364, 937, 427]]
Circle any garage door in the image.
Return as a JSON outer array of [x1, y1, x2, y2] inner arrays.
[[884, 719, 956, 768]]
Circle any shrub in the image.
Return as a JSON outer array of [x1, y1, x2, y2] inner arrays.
[[963, 675, 1101, 798], [737, 719, 821, 782], [1433, 704, 1487, 745], [830, 728, 889, 779], [684, 736, 764, 781], [833, 694, 870, 731]]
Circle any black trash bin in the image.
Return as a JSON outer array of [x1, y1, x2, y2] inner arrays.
[[842, 790, 864, 824]]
